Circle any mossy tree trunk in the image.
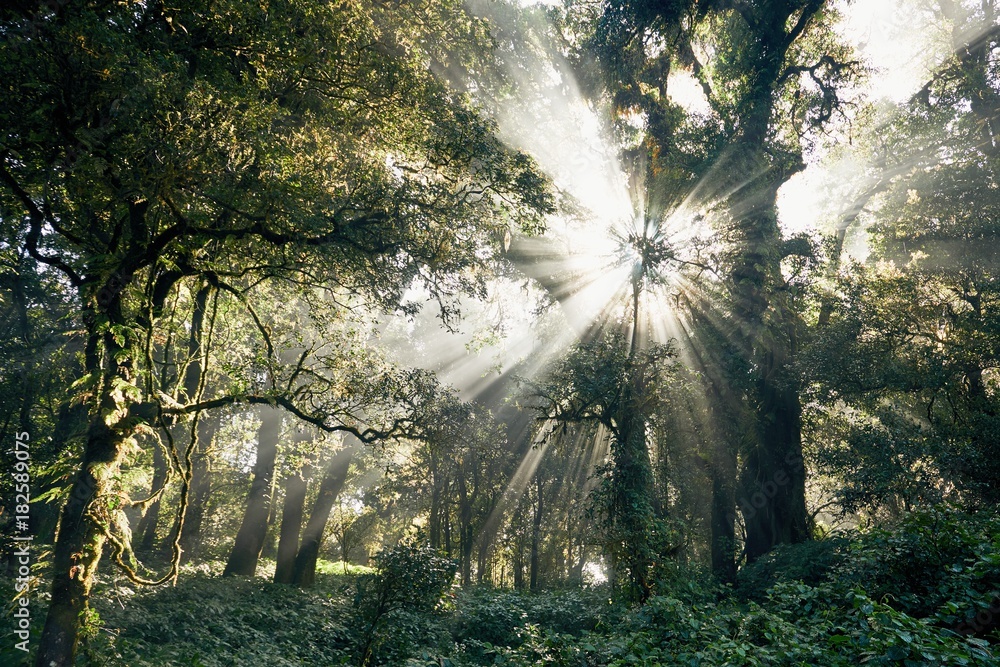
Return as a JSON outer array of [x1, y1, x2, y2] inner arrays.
[[36, 289, 140, 667]]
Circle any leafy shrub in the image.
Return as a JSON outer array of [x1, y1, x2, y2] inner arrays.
[[737, 536, 848, 601], [450, 589, 529, 648], [834, 506, 1000, 630], [352, 536, 458, 666], [449, 586, 617, 664]]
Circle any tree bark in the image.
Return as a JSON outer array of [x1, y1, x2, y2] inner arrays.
[[36, 293, 138, 667], [273, 470, 308, 584], [35, 418, 130, 666], [178, 415, 219, 557], [223, 405, 283, 577], [513, 532, 525, 590], [428, 453, 442, 550], [291, 440, 358, 587], [608, 379, 656, 600]]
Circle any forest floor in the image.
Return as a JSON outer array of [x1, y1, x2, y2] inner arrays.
[[3, 508, 1000, 666]]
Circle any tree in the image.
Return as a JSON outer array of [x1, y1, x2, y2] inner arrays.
[[223, 406, 283, 576], [290, 438, 360, 587], [574, 0, 861, 568], [0, 1, 552, 662], [529, 331, 676, 598], [805, 0, 1000, 512]]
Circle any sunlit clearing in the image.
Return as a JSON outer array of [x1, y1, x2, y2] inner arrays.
[[582, 560, 608, 585]]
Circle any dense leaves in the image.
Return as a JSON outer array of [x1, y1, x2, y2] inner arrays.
[[2, 0, 1000, 665]]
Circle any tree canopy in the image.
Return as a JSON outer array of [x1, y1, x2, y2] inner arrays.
[[2, 1, 1000, 666]]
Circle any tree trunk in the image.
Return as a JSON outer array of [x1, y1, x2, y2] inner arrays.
[[513, 536, 524, 590], [457, 473, 473, 586], [428, 454, 441, 550], [725, 103, 807, 565], [273, 470, 308, 584], [178, 416, 218, 556], [223, 405, 283, 577], [36, 299, 138, 667], [339, 517, 351, 566], [709, 448, 737, 583], [442, 499, 452, 557], [291, 440, 357, 587], [608, 379, 655, 600], [261, 479, 282, 559], [739, 299, 810, 562], [35, 420, 129, 666], [135, 441, 167, 553], [477, 527, 492, 585], [529, 472, 543, 590]]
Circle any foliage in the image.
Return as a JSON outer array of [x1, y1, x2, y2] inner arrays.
[[5, 509, 998, 666], [832, 507, 1000, 629], [802, 0, 1000, 514], [449, 586, 612, 653], [3, 0, 1000, 665], [528, 332, 677, 432], [352, 537, 458, 666], [736, 537, 848, 601], [88, 571, 356, 667]]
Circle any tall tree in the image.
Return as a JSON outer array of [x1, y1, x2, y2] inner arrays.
[[0, 1, 552, 662], [579, 0, 860, 566], [223, 406, 283, 577], [290, 439, 359, 587]]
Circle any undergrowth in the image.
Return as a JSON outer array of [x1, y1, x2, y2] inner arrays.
[[3, 507, 998, 666]]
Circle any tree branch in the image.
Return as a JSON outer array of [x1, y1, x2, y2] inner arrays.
[[782, 1, 824, 50], [0, 162, 84, 285], [149, 393, 421, 445]]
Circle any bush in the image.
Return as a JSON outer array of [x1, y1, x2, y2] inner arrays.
[[352, 537, 458, 666], [834, 506, 1000, 630], [737, 537, 848, 601]]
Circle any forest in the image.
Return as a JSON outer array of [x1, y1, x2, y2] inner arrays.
[[1, 0, 999, 665]]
